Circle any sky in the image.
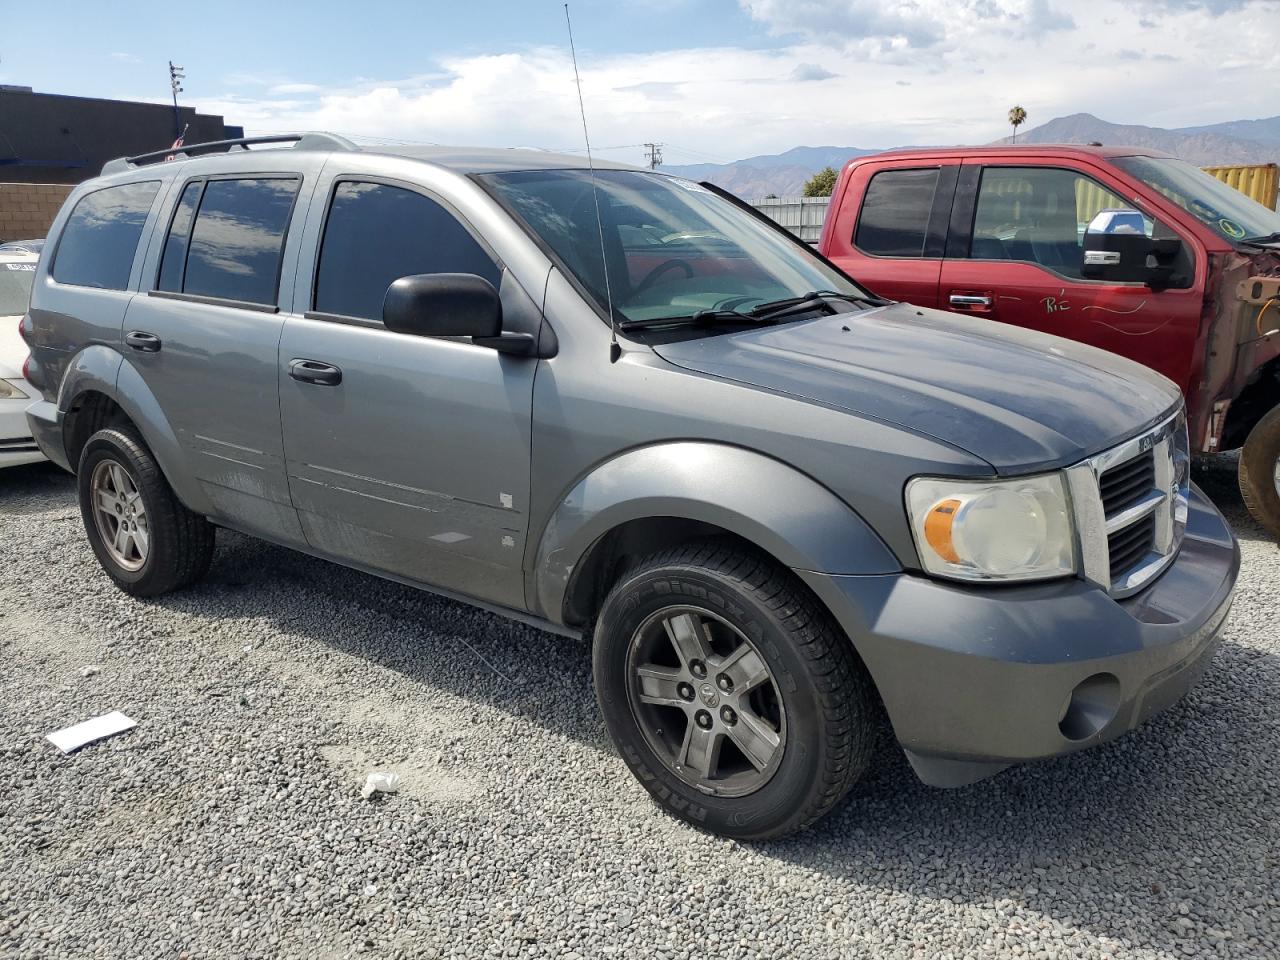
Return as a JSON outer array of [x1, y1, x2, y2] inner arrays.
[[3, 0, 1279, 165]]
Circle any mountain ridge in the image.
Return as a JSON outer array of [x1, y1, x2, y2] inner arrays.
[[661, 112, 1279, 199]]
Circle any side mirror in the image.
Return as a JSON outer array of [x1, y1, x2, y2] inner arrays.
[[1081, 209, 1182, 288], [383, 273, 503, 339]]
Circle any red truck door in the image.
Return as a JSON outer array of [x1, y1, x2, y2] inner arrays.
[[823, 160, 959, 308], [937, 158, 1203, 393]]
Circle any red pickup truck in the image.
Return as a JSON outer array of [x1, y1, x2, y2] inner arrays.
[[818, 145, 1280, 536]]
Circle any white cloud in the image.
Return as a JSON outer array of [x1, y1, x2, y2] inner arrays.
[[186, 0, 1280, 162], [110, 52, 141, 64]]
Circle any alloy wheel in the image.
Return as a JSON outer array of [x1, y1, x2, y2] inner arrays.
[[625, 606, 787, 798], [90, 459, 149, 572]]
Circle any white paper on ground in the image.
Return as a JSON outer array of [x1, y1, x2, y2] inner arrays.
[[46, 711, 137, 754]]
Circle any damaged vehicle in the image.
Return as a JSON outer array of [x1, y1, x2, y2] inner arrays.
[[23, 134, 1238, 838], [819, 145, 1280, 537]]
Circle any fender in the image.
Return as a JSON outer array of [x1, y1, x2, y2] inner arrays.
[[56, 346, 214, 516], [111, 358, 215, 515], [531, 441, 900, 624]]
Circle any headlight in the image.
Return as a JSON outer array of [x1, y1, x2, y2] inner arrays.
[[906, 474, 1075, 582], [0, 379, 25, 400]]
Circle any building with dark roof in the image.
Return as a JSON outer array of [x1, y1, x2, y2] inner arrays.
[[0, 86, 243, 184]]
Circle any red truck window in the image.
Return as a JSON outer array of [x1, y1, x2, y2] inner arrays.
[[970, 167, 1130, 279], [855, 168, 940, 258]]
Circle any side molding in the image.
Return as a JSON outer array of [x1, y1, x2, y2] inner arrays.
[[532, 442, 899, 624]]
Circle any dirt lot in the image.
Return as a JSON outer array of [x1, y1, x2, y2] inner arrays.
[[1, 459, 1277, 960]]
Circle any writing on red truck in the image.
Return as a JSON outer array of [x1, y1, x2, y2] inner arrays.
[[819, 145, 1280, 538]]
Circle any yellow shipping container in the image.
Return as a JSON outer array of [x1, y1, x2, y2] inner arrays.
[[1202, 163, 1279, 210]]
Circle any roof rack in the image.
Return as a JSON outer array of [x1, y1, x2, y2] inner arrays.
[[101, 132, 357, 176]]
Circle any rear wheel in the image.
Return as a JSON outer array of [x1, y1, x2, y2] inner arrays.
[[1239, 405, 1280, 540], [78, 427, 215, 596], [593, 542, 876, 839]]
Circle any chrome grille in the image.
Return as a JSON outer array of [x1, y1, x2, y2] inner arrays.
[[1065, 408, 1189, 598], [1099, 451, 1156, 516]]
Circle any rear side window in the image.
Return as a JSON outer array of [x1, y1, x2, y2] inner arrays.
[[313, 180, 501, 321], [174, 178, 300, 305], [52, 181, 160, 290], [855, 168, 939, 258]]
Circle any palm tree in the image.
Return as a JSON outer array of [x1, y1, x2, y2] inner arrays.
[[1008, 106, 1028, 144]]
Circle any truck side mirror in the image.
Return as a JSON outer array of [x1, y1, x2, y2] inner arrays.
[[382, 273, 503, 339], [1081, 209, 1182, 289]]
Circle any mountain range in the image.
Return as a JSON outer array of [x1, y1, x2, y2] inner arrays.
[[661, 112, 1280, 199]]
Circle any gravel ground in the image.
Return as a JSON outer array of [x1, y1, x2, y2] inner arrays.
[[0, 458, 1277, 960]]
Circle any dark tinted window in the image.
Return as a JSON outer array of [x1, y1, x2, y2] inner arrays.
[[52, 181, 160, 289], [183, 178, 299, 305], [157, 181, 203, 293], [314, 181, 501, 321], [855, 168, 939, 257]]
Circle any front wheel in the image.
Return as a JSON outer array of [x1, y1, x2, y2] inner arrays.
[[1239, 405, 1280, 540], [592, 542, 876, 839]]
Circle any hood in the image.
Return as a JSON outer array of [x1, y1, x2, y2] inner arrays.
[[653, 302, 1181, 473]]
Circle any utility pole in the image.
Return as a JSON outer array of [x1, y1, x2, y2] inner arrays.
[[168, 61, 185, 138], [643, 142, 664, 170]]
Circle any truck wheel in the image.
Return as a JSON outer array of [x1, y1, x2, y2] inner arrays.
[[77, 427, 215, 597], [1239, 405, 1280, 540], [592, 542, 875, 839]]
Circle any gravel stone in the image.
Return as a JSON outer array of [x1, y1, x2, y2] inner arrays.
[[0, 458, 1276, 959]]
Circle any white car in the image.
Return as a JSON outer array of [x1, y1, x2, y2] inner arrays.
[[0, 250, 45, 467]]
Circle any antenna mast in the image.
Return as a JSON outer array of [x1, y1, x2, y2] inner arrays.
[[564, 3, 620, 363]]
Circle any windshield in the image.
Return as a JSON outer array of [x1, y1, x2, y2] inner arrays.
[[0, 262, 36, 316], [1112, 156, 1280, 243], [480, 169, 863, 324]]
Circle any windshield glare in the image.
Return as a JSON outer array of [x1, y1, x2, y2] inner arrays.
[[1113, 156, 1280, 243], [481, 169, 863, 324], [0, 263, 36, 316]]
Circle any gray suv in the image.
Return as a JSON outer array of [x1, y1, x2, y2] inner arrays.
[[22, 133, 1240, 838]]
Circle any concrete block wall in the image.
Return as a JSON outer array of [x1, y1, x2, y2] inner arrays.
[[0, 182, 73, 242]]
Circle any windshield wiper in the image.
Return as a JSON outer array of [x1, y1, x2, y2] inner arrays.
[[618, 290, 887, 333], [747, 289, 886, 318], [618, 308, 762, 332], [1239, 231, 1280, 247]]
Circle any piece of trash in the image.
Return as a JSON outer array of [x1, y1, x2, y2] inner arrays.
[[361, 772, 401, 799], [47, 711, 136, 754], [79, 665, 101, 678]]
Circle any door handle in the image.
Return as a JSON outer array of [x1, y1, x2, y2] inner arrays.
[[125, 330, 162, 352], [289, 359, 342, 386], [948, 294, 993, 308]]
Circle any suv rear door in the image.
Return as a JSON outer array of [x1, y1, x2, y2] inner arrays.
[[278, 165, 538, 610], [121, 156, 321, 546], [822, 159, 959, 307], [937, 157, 1204, 393]]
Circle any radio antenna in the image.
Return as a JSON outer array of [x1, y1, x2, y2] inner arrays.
[[564, 3, 620, 363]]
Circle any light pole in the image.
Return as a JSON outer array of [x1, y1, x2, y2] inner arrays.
[[168, 61, 185, 138]]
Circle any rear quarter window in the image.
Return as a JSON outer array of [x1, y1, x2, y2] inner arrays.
[[52, 181, 160, 290]]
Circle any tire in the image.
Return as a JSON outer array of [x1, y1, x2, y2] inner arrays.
[[1239, 405, 1280, 541], [77, 427, 215, 597], [592, 541, 876, 840]]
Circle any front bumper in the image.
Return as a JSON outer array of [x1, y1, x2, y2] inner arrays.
[[800, 482, 1239, 787]]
